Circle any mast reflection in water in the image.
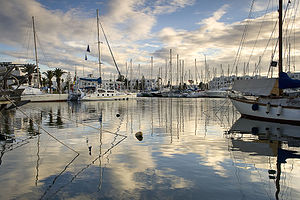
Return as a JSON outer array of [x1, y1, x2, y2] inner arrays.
[[0, 98, 299, 199], [228, 117, 300, 200]]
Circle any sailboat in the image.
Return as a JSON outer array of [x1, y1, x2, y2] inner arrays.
[[19, 16, 68, 102], [230, 0, 300, 125], [78, 9, 135, 101]]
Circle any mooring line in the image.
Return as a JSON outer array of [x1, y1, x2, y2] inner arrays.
[[25, 104, 127, 138], [39, 153, 80, 200], [46, 136, 126, 199]]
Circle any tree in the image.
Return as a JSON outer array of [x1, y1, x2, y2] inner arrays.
[[43, 70, 54, 93], [53, 68, 66, 94], [41, 77, 47, 87], [23, 64, 36, 86]]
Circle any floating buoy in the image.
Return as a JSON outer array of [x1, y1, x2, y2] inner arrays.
[[135, 131, 143, 141], [252, 103, 259, 111], [277, 104, 282, 116], [266, 102, 271, 114], [116, 113, 120, 117]]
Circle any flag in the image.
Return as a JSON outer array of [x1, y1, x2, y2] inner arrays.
[[85, 54, 87, 60], [87, 45, 90, 52], [271, 61, 277, 67]]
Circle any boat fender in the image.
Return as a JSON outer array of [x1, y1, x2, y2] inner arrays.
[[266, 102, 271, 114], [277, 104, 282, 116], [252, 104, 259, 111]]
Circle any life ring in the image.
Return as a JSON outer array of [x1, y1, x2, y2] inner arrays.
[[252, 103, 259, 111]]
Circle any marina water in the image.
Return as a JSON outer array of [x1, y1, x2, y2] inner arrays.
[[0, 98, 300, 199]]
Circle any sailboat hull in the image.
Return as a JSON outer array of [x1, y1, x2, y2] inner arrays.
[[230, 96, 300, 125], [80, 93, 136, 101], [21, 94, 68, 102]]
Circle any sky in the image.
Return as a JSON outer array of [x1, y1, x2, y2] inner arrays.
[[0, 0, 299, 81]]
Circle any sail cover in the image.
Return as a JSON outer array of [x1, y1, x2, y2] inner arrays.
[[79, 77, 102, 84], [279, 72, 300, 89], [232, 78, 277, 96]]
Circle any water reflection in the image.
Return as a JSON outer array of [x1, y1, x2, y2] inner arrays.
[[0, 99, 300, 199], [227, 117, 300, 200]]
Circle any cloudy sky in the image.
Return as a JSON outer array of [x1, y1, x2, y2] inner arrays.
[[0, 0, 299, 81]]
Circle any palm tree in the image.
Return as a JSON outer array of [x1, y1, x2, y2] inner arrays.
[[43, 70, 54, 93], [41, 77, 47, 87], [23, 64, 36, 86], [53, 68, 66, 94]]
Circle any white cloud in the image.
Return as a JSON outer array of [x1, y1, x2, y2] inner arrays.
[[1, 0, 300, 80]]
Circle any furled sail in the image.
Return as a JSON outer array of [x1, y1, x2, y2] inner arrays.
[[279, 72, 300, 89]]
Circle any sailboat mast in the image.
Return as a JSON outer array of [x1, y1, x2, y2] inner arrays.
[[32, 16, 40, 88], [96, 9, 101, 78], [169, 49, 172, 87], [279, 0, 283, 75]]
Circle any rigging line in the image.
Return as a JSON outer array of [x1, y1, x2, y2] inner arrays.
[[232, 0, 256, 76], [98, 17, 121, 76], [3, 96, 80, 155], [283, 1, 294, 69], [293, 0, 298, 70], [24, 104, 127, 138], [245, 145, 273, 200], [269, 0, 292, 63], [286, 0, 296, 40], [227, 138, 246, 199], [286, 0, 300, 67], [263, 0, 292, 75], [39, 153, 80, 200], [35, 34, 53, 69], [47, 136, 127, 199], [24, 21, 33, 61], [248, 0, 272, 70]]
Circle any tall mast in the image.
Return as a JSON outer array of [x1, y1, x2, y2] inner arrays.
[[278, 0, 283, 95], [169, 49, 172, 87], [195, 59, 197, 84], [150, 56, 153, 80], [176, 54, 179, 86], [96, 9, 101, 78], [278, 0, 283, 75], [32, 16, 40, 88]]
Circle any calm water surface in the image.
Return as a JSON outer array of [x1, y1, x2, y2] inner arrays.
[[0, 98, 300, 200]]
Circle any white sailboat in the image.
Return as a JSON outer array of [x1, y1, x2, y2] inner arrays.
[[230, 0, 300, 125], [20, 85, 68, 102], [19, 17, 68, 102], [80, 88, 135, 101], [79, 9, 136, 101]]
